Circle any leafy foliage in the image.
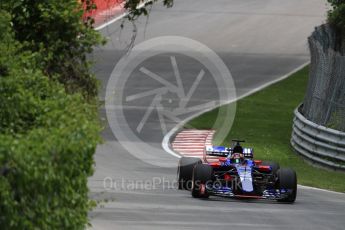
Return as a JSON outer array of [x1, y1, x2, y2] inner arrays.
[[0, 0, 104, 98], [328, 0, 345, 31], [0, 0, 174, 228], [0, 11, 100, 229], [328, 0, 345, 51], [0, 0, 173, 96], [124, 0, 174, 20]]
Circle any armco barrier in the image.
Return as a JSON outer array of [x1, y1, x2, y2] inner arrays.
[[291, 105, 345, 171]]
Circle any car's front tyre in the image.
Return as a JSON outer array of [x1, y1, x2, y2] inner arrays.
[[177, 157, 202, 190], [191, 164, 213, 198], [276, 168, 297, 203]]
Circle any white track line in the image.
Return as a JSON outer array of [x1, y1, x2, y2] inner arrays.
[[173, 146, 204, 148], [162, 62, 310, 159], [95, 0, 152, 31], [95, 13, 127, 31], [161, 62, 344, 194], [297, 185, 345, 195], [94, 4, 344, 195]]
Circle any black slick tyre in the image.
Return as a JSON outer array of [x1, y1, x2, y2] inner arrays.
[[191, 164, 213, 198], [276, 168, 297, 203], [177, 157, 202, 190]]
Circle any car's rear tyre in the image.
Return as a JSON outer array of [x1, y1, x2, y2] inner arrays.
[[276, 168, 297, 203], [191, 164, 213, 198], [262, 161, 280, 174], [177, 157, 202, 190]]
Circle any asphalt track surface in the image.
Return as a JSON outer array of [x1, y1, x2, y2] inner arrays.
[[88, 0, 345, 229]]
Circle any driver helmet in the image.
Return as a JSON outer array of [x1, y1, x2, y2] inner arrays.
[[231, 152, 244, 164]]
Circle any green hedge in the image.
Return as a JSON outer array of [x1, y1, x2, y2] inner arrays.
[[0, 0, 176, 228], [328, 0, 345, 52], [0, 12, 100, 229], [328, 0, 345, 32], [0, 0, 104, 98]]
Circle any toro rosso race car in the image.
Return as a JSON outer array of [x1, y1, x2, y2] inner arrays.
[[177, 140, 297, 203]]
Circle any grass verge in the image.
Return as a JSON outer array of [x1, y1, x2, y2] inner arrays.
[[187, 66, 345, 192]]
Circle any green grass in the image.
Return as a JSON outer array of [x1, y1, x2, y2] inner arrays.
[[187, 66, 345, 192]]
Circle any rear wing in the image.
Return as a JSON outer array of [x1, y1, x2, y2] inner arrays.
[[243, 148, 254, 159], [204, 146, 254, 162], [205, 146, 230, 157]]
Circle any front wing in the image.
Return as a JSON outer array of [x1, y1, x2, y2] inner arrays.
[[206, 186, 293, 200]]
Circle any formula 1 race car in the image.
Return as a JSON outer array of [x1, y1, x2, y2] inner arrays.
[[177, 140, 297, 203]]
